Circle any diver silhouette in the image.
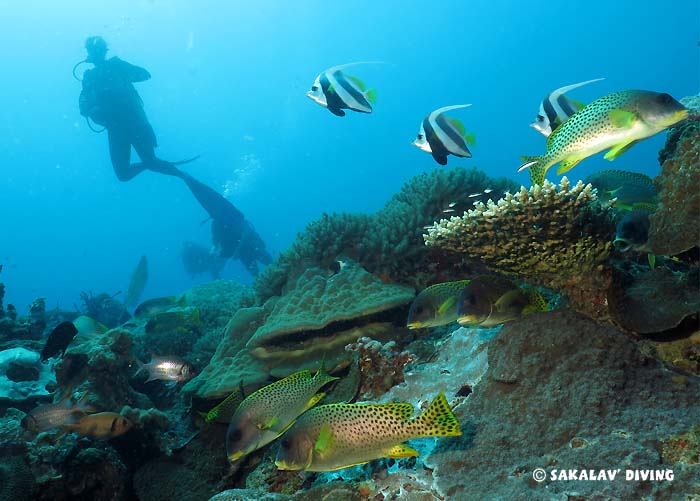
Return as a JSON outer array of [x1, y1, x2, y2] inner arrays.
[[75, 36, 273, 277], [77, 36, 195, 181]]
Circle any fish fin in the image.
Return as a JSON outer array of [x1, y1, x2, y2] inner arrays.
[[604, 140, 638, 161], [385, 443, 419, 458], [608, 109, 638, 128], [631, 202, 658, 212], [648, 254, 656, 269], [493, 289, 522, 313], [258, 416, 278, 430], [328, 107, 346, 117], [523, 289, 548, 314], [518, 155, 546, 185], [347, 75, 366, 91], [314, 358, 340, 387], [436, 296, 457, 316], [196, 410, 210, 421], [568, 98, 586, 111], [305, 392, 327, 411], [364, 88, 377, 104], [463, 132, 476, 147], [431, 151, 448, 165], [446, 117, 466, 136], [556, 157, 583, 175], [314, 424, 335, 453], [412, 392, 461, 437]]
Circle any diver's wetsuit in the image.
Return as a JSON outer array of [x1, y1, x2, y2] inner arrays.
[[79, 57, 183, 181]]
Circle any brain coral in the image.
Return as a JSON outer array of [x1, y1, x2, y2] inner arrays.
[[247, 261, 415, 365], [424, 177, 615, 320], [254, 167, 517, 300]]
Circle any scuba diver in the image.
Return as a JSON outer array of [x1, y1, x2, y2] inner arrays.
[[75, 36, 273, 276], [77, 35, 195, 180]]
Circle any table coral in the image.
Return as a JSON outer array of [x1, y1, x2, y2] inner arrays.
[[424, 177, 615, 320]]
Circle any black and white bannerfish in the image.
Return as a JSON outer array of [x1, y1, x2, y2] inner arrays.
[[531, 78, 605, 136], [413, 104, 475, 165], [306, 62, 379, 117]]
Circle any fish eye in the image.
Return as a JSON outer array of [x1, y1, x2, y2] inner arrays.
[[281, 437, 291, 449], [228, 427, 242, 442], [416, 134, 423, 140], [536, 114, 545, 122], [657, 93, 673, 104], [311, 85, 318, 91]]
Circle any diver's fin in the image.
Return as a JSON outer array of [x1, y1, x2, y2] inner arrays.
[[386, 444, 419, 458], [604, 140, 638, 161], [172, 155, 201, 166], [556, 157, 583, 175]]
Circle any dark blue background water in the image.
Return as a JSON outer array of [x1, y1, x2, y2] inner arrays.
[[1, 0, 698, 313]]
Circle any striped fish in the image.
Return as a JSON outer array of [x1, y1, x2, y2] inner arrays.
[[531, 78, 604, 136], [413, 104, 475, 165], [306, 63, 378, 116]]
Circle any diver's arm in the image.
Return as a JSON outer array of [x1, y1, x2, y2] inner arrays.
[[111, 57, 151, 82]]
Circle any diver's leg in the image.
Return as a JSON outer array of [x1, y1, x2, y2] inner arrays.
[[108, 128, 145, 182], [132, 121, 188, 178]]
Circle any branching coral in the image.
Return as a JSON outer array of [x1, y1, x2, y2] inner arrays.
[[424, 177, 615, 320], [254, 167, 517, 301]]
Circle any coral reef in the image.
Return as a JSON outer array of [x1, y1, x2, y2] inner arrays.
[[79, 290, 129, 328], [661, 427, 700, 465], [0, 348, 55, 402], [609, 266, 700, 333], [345, 337, 414, 401], [247, 261, 415, 373], [424, 178, 615, 320], [255, 167, 517, 300], [0, 455, 34, 501], [187, 261, 414, 400], [428, 310, 700, 500], [183, 305, 268, 400], [648, 95, 700, 256], [648, 332, 700, 375]]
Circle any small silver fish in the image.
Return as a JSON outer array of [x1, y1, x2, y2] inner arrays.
[[22, 392, 94, 434], [135, 355, 195, 383]]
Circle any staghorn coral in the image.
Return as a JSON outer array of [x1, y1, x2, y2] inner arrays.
[[424, 177, 615, 320], [648, 96, 700, 256], [254, 167, 517, 300]]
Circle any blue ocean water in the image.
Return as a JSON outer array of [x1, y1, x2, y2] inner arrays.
[[1, 0, 697, 313]]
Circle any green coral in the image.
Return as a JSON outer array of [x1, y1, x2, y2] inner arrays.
[[254, 167, 517, 300]]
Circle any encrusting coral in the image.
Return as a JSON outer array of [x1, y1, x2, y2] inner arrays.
[[424, 177, 615, 320], [648, 95, 700, 256]]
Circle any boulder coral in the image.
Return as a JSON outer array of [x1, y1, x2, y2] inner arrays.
[[648, 95, 700, 256]]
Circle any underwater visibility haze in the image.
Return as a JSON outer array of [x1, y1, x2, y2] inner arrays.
[[0, 0, 699, 500]]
